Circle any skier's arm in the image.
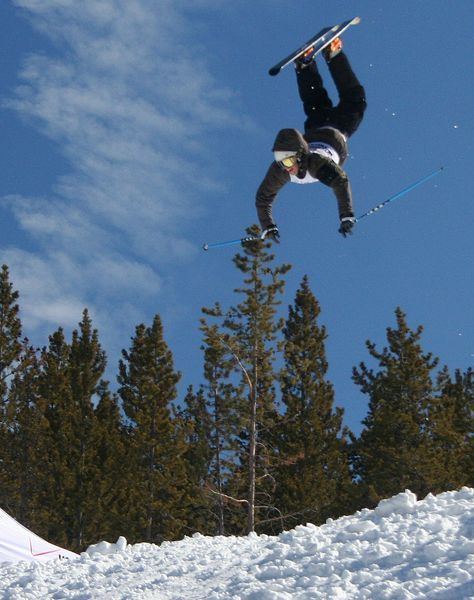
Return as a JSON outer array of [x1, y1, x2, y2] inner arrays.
[[256, 162, 290, 230], [310, 156, 354, 218]]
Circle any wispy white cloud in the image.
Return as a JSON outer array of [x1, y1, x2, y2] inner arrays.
[[2, 0, 252, 350]]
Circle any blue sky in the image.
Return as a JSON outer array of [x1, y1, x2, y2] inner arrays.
[[0, 1, 473, 434]]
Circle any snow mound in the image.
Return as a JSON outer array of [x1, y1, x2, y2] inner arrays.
[[84, 536, 128, 556], [374, 488, 417, 516], [0, 488, 473, 599]]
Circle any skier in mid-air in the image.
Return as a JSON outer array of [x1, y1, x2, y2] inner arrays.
[[256, 37, 367, 241]]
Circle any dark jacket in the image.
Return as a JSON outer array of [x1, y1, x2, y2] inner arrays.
[[256, 127, 353, 231]]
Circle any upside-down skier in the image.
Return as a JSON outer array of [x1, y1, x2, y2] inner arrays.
[[256, 37, 367, 242]]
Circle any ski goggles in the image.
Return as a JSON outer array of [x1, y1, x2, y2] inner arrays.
[[274, 154, 299, 169]]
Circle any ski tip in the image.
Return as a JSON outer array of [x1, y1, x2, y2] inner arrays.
[[353, 16, 361, 25], [202, 243, 209, 251], [268, 67, 280, 76]]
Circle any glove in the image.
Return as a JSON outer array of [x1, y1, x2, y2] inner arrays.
[[338, 216, 356, 238], [261, 225, 280, 243]]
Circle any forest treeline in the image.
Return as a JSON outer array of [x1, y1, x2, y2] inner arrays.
[[0, 238, 472, 552]]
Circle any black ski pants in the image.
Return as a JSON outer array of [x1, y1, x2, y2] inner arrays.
[[296, 52, 367, 138]]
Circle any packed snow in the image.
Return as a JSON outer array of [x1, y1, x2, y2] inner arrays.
[[1, 488, 473, 599]]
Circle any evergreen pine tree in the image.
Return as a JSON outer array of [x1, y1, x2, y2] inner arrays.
[[68, 309, 107, 548], [0, 264, 37, 514], [34, 312, 108, 551], [425, 367, 474, 490], [203, 229, 291, 533], [0, 265, 22, 405], [36, 327, 75, 547], [4, 344, 45, 527], [194, 319, 247, 534], [175, 385, 217, 534], [352, 307, 439, 505], [276, 276, 353, 527], [88, 381, 130, 542], [118, 314, 187, 543]]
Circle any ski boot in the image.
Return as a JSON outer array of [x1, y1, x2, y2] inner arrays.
[[322, 37, 343, 62], [294, 46, 317, 70]]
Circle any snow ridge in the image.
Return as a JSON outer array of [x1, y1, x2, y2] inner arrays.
[[0, 488, 473, 599]]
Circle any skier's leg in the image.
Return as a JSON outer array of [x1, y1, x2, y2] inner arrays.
[[295, 62, 334, 130], [327, 52, 367, 137]]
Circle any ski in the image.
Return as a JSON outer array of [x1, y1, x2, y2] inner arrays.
[[268, 16, 361, 76]]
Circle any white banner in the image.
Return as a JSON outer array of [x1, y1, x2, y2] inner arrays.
[[0, 508, 77, 564]]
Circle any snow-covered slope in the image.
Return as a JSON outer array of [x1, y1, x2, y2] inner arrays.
[[1, 488, 473, 599]]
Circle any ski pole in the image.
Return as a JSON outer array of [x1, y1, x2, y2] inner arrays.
[[356, 166, 444, 222], [203, 167, 444, 250], [202, 235, 260, 251]]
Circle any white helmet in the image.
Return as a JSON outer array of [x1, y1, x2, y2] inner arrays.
[[273, 150, 298, 162]]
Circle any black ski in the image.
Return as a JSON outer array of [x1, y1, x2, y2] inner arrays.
[[268, 16, 361, 76]]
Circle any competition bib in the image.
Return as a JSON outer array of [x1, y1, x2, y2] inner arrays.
[[290, 142, 340, 185]]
